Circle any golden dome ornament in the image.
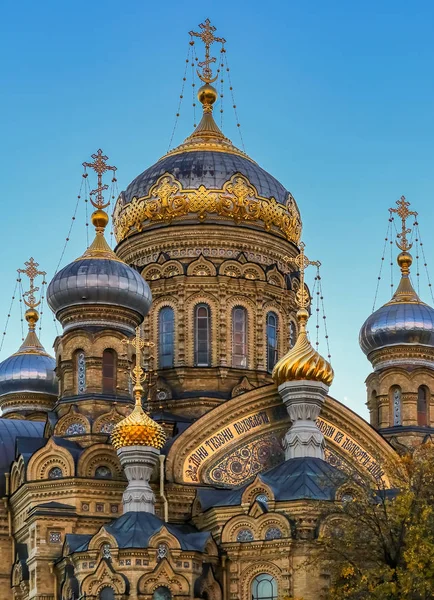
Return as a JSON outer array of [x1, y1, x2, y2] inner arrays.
[[111, 328, 166, 451], [272, 243, 334, 387]]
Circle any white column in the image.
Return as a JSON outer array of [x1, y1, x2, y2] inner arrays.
[[117, 445, 160, 513]]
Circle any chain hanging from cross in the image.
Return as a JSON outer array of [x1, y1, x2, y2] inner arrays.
[[285, 242, 321, 310], [189, 18, 226, 84], [83, 149, 117, 210], [389, 195, 418, 252], [17, 258, 46, 309], [123, 327, 155, 407]]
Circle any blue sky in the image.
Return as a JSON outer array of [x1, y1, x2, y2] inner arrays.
[[1, 0, 434, 418]]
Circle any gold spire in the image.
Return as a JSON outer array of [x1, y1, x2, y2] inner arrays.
[[272, 243, 334, 387], [77, 150, 123, 262], [111, 328, 166, 450], [164, 20, 250, 160], [386, 197, 422, 306], [15, 258, 50, 356]]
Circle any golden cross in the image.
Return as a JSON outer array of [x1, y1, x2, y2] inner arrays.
[[284, 243, 320, 310], [18, 258, 46, 309], [83, 149, 117, 210], [189, 18, 226, 83], [389, 196, 417, 252], [122, 327, 155, 406]]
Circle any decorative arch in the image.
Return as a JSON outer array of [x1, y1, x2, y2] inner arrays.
[[88, 528, 118, 552], [81, 559, 128, 597], [161, 259, 183, 278], [266, 266, 285, 288], [27, 438, 75, 481], [240, 561, 283, 600], [148, 526, 182, 551], [77, 444, 123, 479], [54, 405, 91, 437], [142, 264, 163, 281], [220, 260, 242, 278], [194, 565, 222, 600], [10, 456, 25, 493], [242, 476, 274, 505], [242, 264, 266, 281], [138, 559, 190, 596], [187, 255, 217, 277], [93, 406, 126, 434]]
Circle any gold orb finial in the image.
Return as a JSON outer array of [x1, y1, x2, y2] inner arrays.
[[25, 308, 39, 329], [198, 83, 218, 112], [111, 403, 166, 450], [91, 208, 109, 231], [397, 250, 412, 275]]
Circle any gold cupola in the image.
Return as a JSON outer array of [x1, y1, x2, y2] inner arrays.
[[111, 328, 166, 451], [272, 243, 334, 387], [272, 308, 334, 387]]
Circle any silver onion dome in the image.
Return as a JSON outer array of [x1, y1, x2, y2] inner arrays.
[[47, 257, 151, 319], [0, 352, 57, 396], [47, 209, 151, 321], [360, 250, 434, 356]]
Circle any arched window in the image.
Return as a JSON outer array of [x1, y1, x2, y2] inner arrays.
[[392, 386, 401, 426], [159, 307, 175, 368], [289, 321, 297, 348], [99, 588, 115, 600], [102, 350, 116, 394], [194, 304, 211, 367], [153, 587, 172, 600], [418, 386, 428, 426], [265, 527, 282, 540], [48, 467, 63, 480], [236, 528, 254, 543], [232, 306, 248, 368], [266, 312, 278, 372], [76, 351, 86, 394], [95, 466, 112, 479], [251, 574, 278, 600]]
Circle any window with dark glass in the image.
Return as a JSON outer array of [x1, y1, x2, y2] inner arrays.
[[252, 573, 278, 600], [392, 386, 401, 426], [418, 386, 428, 426], [102, 350, 116, 394], [194, 304, 211, 366], [159, 307, 175, 368], [99, 588, 115, 600], [266, 312, 278, 372], [152, 587, 172, 600], [232, 306, 248, 368]]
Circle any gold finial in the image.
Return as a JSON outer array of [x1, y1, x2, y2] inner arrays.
[[389, 196, 417, 253], [272, 244, 334, 387], [111, 328, 166, 451], [190, 18, 225, 84], [83, 149, 117, 212], [18, 258, 47, 329]]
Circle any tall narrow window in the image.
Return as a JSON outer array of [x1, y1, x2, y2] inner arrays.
[[266, 312, 278, 372], [153, 587, 172, 600], [102, 350, 116, 394], [194, 304, 211, 366], [418, 386, 428, 426], [252, 574, 278, 600], [232, 306, 248, 368], [392, 386, 401, 426], [159, 307, 175, 368], [76, 351, 86, 394]]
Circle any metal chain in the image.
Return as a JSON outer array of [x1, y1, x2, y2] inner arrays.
[[317, 269, 332, 362], [372, 219, 392, 312], [0, 279, 19, 354], [415, 223, 434, 303], [18, 278, 25, 342], [223, 52, 245, 150], [167, 43, 191, 152]]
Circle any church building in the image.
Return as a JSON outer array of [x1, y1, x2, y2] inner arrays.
[[1, 19, 433, 600]]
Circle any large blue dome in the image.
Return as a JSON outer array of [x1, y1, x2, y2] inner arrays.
[[119, 150, 290, 207]]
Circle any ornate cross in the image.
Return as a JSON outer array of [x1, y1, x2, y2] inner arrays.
[[285, 243, 320, 310], [190, 18, 226, 83], [83, 149, 117, 210], [18, 258, 46, 309], [123, 327, 155, 406], [389, 196, 417, 252]]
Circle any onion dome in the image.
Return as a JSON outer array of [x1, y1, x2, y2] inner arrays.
[[0, 308, 57, 398], [113, 38, 302, 245], [111, 401, 166, 450], [272, 308, 334, 387], [47, 206, 152, 329], [360, 250, 434, 356]]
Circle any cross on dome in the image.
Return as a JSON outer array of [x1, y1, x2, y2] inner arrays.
[[83, 149, 117, 210], [189, 18, 226, 84], [18, 258, 46, 310], [389, 195, 418, 252]]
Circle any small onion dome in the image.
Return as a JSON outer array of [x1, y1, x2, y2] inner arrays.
[[111, 402, 166, 450], [359, 251, 434, 356], [272, 308, 334, 387], [0, 308, 57, 396], [47, 209, 151, 320]]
